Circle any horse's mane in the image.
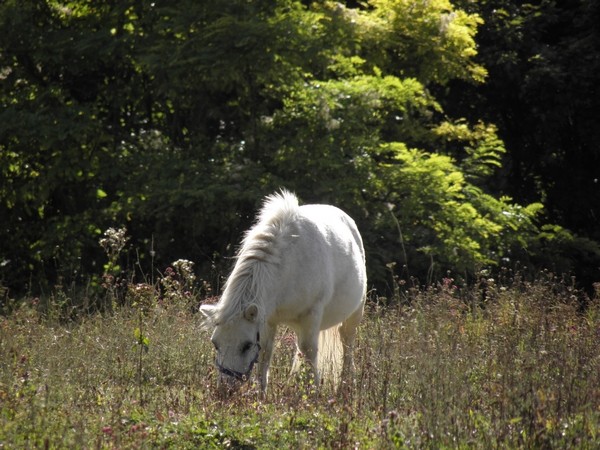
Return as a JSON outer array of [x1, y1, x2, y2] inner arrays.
[[212, 190, 300, 325]]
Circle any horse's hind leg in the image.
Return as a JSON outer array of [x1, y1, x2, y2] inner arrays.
[[339, 302, 365, 382], [294, 326, 320, 389], [290, 342, 302, 376]]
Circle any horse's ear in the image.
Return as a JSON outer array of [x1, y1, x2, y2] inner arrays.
[[243, 304, 259, 323], [199, 304, 216, 322]]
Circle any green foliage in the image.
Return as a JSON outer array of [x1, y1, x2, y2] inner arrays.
[[434, 120, 506, 179], [362, 0, 488, 84], [447, 0, 600, 287], [1, 0, 594, 294]]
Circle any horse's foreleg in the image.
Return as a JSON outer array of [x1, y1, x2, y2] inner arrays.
[[257, 324, 276, 398]]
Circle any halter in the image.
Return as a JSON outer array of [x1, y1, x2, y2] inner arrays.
[[216, 336, 261, 382]]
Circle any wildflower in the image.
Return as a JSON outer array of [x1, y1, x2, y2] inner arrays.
[[99, 227, 129, 255], [172, 259, 196, 285]]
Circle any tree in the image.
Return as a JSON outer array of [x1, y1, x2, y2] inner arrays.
[[446, 0, 600, 287], [0, 0, 570, 295]]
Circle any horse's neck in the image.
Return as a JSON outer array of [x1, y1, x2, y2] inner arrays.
[[247, 259, 279, 312], [222, 267, 277, 323]]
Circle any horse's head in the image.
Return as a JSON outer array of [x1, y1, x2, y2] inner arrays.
[[200, 303, 261, 393]]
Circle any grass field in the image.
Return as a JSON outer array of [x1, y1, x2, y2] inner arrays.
[[1, 273, 599, 449]]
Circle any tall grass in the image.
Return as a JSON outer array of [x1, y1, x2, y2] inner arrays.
[[1, 274, 599, 448]]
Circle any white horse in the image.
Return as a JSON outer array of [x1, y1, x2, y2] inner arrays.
[[200, 190, 367, 396]]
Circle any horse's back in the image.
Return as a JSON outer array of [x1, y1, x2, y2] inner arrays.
[[298, 204, 365, 269], [276, 203, 366, 329]]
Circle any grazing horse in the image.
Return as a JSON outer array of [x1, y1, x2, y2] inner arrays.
[[200, 190, 367, 396]]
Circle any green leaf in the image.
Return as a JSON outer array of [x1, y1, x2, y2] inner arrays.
[[133, 327, 150, 351]]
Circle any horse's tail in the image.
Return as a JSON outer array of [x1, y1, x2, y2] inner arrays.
[[318, 325, 344, 390]]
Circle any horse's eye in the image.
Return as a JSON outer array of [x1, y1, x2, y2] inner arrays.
[[211, 339, 219, 352], [241, 341, 253, 353]]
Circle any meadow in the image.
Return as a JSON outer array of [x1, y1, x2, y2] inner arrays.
[[1, 272, 599, 449]]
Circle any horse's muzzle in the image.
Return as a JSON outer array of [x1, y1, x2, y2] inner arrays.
[[215, 350, 259, 382]]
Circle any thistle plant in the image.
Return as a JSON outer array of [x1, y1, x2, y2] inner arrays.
[[99, 227, 129, 274], [160, 259, 196, 303], [172, 259, 196, 286], [99, 227, 129, 309]]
